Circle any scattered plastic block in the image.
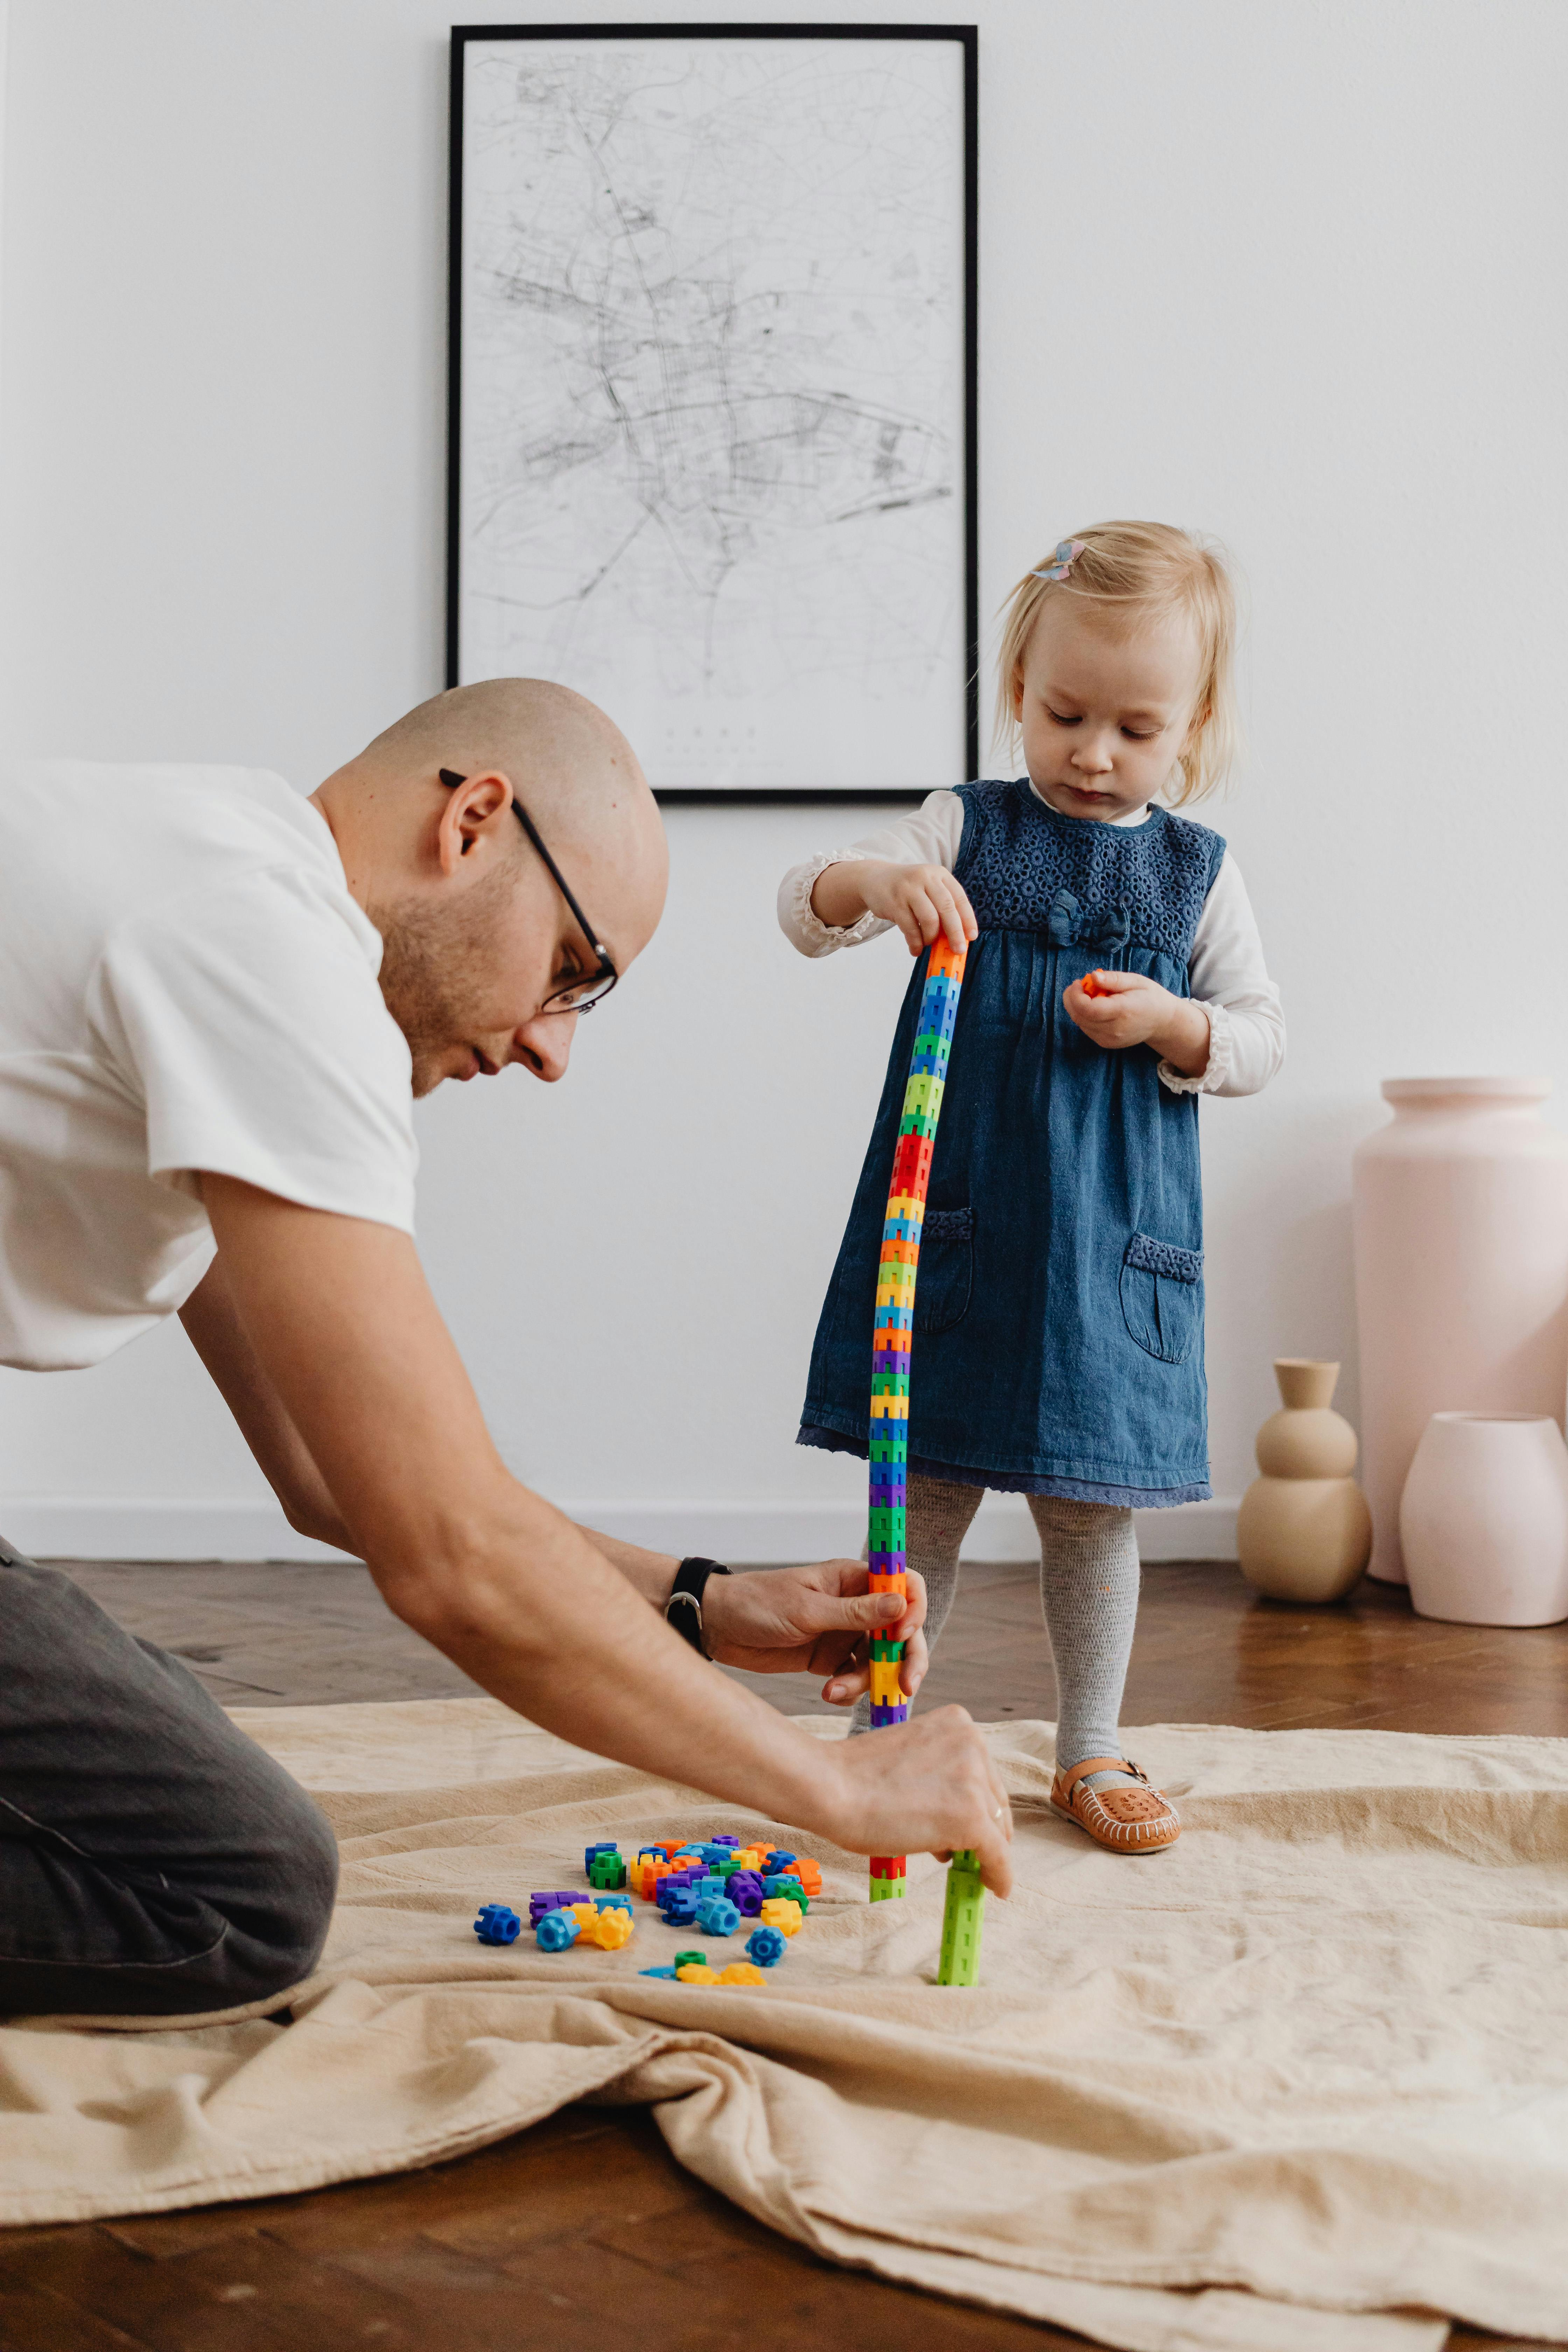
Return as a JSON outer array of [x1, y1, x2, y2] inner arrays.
[[676, 1963, 718, 1983], [528, 1891, 583, 1923], [760, 1898, 802, 1937], [673, 1950, 706, 1970], [761, 1875, 807, 1911], [784, 1858, 822, 1897], [728, 1872, 765, 1917], [596, 1893, 634, 1916], [587, 1848, 628, 1891], [536, 1909, 579, 1952], [695, 1895, 741, 1938], [746, 1925, 786, 1968], [639, 1966, 678, 1979], [937, 1847, 985, 1987], [577, 1905, 634, 1951], [763, 1850, 797, 1873], [658, 1885, 701, 1926], [474, 1903, 522, 1945], [718, 1963, 766, 1986]]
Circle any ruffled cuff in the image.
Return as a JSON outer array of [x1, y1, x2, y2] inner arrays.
[[782, 853, 892, 958], [1157, 1000, 1233, 1096]]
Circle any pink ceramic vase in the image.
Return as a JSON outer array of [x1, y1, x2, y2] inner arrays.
[[1400, 1413, 1568, 1626], [1352, 1078, 1568, 1584]]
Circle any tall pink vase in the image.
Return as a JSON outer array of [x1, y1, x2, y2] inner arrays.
[[1351, 1078, 1568, 1584]]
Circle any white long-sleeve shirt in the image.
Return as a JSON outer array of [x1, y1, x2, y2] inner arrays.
[[777, 785, 1285, 1098]]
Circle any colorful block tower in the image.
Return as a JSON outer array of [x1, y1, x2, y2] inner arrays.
[[867, 933, 969, 1932]]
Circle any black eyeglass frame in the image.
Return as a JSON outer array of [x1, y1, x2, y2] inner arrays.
[[438, 768, 618, 1016]]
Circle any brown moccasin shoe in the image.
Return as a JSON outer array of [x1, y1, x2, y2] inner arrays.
[[1050, 1756, 1180, 1854]]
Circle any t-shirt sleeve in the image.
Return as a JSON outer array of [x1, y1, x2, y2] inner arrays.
[[91, 864, 418, 1232]]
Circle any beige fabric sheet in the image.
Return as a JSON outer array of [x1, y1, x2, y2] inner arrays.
[[4, 1700, 1568, 2352]]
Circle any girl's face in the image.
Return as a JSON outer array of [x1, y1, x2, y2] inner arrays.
[[1014, 599, 1202, 822]]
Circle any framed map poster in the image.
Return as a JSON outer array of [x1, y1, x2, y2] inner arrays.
[[447, 24, 977, 799]]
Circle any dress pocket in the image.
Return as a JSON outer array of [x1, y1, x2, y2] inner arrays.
[[913, 1206, 974, 1337], [1119, 1231, 1204, 1365]]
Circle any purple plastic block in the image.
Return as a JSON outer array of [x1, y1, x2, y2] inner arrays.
[[528, 1890, 583, 1923], [727, 1871, 765, 1917], [869, 1702, 910, 1728]]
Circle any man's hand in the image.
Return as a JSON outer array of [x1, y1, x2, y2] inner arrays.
[[827, 1706, 1013, 1896], [702, 1562, 929, 1703], [811, 859, 977, 957], [1064, 970, 1211, 1076]]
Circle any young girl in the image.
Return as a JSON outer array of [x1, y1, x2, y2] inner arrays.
[[778, 522, 1284, 1853]]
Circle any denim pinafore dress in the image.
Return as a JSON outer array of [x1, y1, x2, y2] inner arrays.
[[798, 780, 1226, 1504]]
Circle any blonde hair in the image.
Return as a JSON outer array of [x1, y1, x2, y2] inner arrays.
[[993, 521, 1239, 806]]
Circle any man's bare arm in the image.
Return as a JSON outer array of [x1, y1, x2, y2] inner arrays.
[[179, 1253, 354, 1551], [199, 1176, 1013, 1890]]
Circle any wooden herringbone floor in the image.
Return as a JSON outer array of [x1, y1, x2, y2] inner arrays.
[[3, 1556, 1564, 2352]]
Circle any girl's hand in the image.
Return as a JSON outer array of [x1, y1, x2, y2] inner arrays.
[[811, 859, 977, 956], [1064, 970, 1212, 1077]]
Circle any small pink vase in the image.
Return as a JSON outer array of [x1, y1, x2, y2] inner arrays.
[[1400, 1413, 1568, 1626], [1352, 1079, 1568, 1585]]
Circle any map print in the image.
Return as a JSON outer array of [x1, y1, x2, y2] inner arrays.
[[455, 36, 969, 791]]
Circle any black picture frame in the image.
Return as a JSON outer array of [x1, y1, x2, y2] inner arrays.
[[446, 22, 978, 803]]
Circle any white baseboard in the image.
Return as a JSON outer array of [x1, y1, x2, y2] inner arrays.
[[0, 1493, 1239, 1566]]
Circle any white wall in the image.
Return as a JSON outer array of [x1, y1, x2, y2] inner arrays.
[[1, 0, 1565, 1563]]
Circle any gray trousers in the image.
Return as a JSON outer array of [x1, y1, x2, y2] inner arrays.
[[0, 1535, 337, 2018]]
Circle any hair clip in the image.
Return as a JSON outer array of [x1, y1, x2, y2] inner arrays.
[[1030, 539, 1086, 583]]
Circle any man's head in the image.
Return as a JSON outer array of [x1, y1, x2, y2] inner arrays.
[[313, 679, 667, 1097]]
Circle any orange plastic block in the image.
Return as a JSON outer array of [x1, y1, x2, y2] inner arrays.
[[781, 1858, 822, 1897], [1079, 971, 1108, 997]]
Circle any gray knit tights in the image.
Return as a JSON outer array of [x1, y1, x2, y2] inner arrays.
[[849, 1475, 1141, 1789]]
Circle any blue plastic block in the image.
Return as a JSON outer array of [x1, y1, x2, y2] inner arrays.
[[695, 1895, 741, 1938], [639, 1965, 679, 1979], [583, 1840, 619, 1872], [697, 1842, 733, 1865], [474, 1903, 522, 1945], [762, 1877, 807, 1912], [536, 1908, 580, 1952], [596, 1893, 634, 1916], [763, 1850, 797, 1872], [746, 1925, 787, 1968], [659, 1885, 701, 1926], [711, 1834, 740, 1851]]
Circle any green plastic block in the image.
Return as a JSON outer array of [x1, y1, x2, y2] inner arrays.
[[673, 1950, 706, 1969], [870, 1636, 902, 1662], [869, 1875, 905, 1902], [936, 1849, 985, 1987], [870, 1372, 910, 1398]]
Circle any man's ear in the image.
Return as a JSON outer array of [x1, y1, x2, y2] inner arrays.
[[434, 771, 513, 876]]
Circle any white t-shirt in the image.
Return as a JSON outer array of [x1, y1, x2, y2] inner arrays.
[[0, 760, 418, 1371]]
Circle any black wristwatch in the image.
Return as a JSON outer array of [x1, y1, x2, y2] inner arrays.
[[665, 1557, 732, 1658]]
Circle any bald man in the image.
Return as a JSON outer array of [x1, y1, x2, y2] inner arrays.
[[0, 682, 1010, 2021]]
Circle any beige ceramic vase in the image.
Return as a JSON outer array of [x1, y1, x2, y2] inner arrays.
[[1237, 1359, 1372, 1603], [1351, 1078, 1568, 1584]]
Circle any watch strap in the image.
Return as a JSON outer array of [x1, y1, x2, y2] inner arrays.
[[665, 1556, 732, 1657]]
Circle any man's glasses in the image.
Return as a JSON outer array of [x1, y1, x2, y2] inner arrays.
[[439, 769, 618, 1016]]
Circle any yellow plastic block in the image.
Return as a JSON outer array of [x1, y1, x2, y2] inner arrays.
[[570, 1903, 598, 1927], [718, 1963, 766, 1986], [578, 1906, 634, 1951], [760, 1898, 803, 1936], [869, 1659, 904, 1707], [676, 1962, 719, 1982], [731, 1847, 764, 1872], [868, 1395, 909, 1419]]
